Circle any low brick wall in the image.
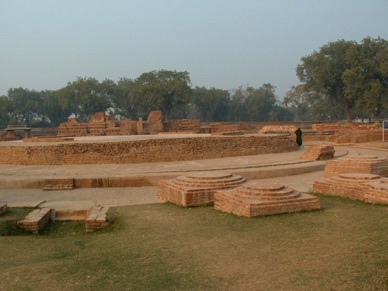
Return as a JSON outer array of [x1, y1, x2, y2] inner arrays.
[[85, 206, 110, 232], [0, 135, 298, 165], [17, 208, 52, 233]]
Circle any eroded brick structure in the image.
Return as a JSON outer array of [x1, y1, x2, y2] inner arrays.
[[313, 173, 388, 204], [301, 145, 335, 161], [17, 207, 52, 234], [157, 172, 247, 206], [166, 119, 201, 133], [85, 206, 110, 232], [0, 135, 298, 165], [57, 111, 164, 137], [214, 182, 320, 217], [324, 155, 388, 177]]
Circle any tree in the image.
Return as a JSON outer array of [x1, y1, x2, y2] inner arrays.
[[246, 83, 277, 121], [7, 87, 41, 126], [0, 95, 12, 128], [110, 78, 137, 119], [192, 86, 231, 121], [58, 77, 112, 121], [343, 37, 388, 124], [230, 84, 277, 121], [297, 39, 357, 123], [230, 86, 249, 121], [283, 85, 312, 121], [130, 70, 192, 121], [40, 90, 72, 127]]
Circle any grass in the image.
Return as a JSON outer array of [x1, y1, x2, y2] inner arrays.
[[0, 195, 387, 290], [0, 207, 35, 236]]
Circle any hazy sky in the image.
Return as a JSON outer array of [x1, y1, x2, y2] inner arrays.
[[1, 0, 387, 99]]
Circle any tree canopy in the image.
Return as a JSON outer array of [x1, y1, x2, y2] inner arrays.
[[297, 37, 388, 123], [129, 70, 192, 121], [3, 36, 386, 129]]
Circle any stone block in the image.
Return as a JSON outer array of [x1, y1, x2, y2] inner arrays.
[[214, 182, 320, 217]]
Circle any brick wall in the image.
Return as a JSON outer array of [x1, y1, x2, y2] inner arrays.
[[0, 135, 298, 165]]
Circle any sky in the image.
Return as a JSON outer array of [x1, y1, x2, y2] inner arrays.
[[1, 0, 388, 99]]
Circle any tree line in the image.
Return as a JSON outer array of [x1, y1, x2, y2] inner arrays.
[[0, 36, 386, 128]]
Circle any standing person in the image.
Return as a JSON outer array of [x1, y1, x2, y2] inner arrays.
[[295, 128, 303, 147]]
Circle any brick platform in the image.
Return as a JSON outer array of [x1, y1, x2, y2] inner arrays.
[[85, 206, 110, 232], [17, 207, 52, 233], [302, 145, 335, 161], [0, 203, 7, 216], [214, 182, 320, 217], [43, 178, 74, 191], [324, 155, 388, 177], [157, 172, 247, 207], [0, 135, 298, 165], [313, 173, 388, 204]]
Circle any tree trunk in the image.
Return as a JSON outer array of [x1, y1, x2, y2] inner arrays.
[[342, 100, 352, 123]]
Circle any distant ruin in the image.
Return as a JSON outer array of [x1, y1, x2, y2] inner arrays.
[[57, 111, 164, 136]]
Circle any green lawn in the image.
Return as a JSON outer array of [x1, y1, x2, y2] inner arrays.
[[0, 195, 387, 290]]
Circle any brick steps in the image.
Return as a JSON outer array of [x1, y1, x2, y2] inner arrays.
[[157, 172, 247, 207], [324, 155, 388, 177], [313, 173, 388, 204], [214, 182, 320, 217]]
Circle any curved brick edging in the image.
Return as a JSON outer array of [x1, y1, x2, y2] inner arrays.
[[0, 135, 298, 165]]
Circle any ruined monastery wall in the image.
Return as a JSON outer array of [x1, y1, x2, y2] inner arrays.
[[0, 135, 298, 165]]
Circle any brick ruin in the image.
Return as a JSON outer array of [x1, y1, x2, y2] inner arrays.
[[157, 172, 247, 207], [324, 155, 388, 177], [57, 111, 164, 136], [313, 173, 388, 205], [258, 125, 298, 134], [0, 135, 298, 165], [17, 208, 52, 234], [16, 205, 110, 233], [301, 145, 335, 161], [214, 182, 320, 217]]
